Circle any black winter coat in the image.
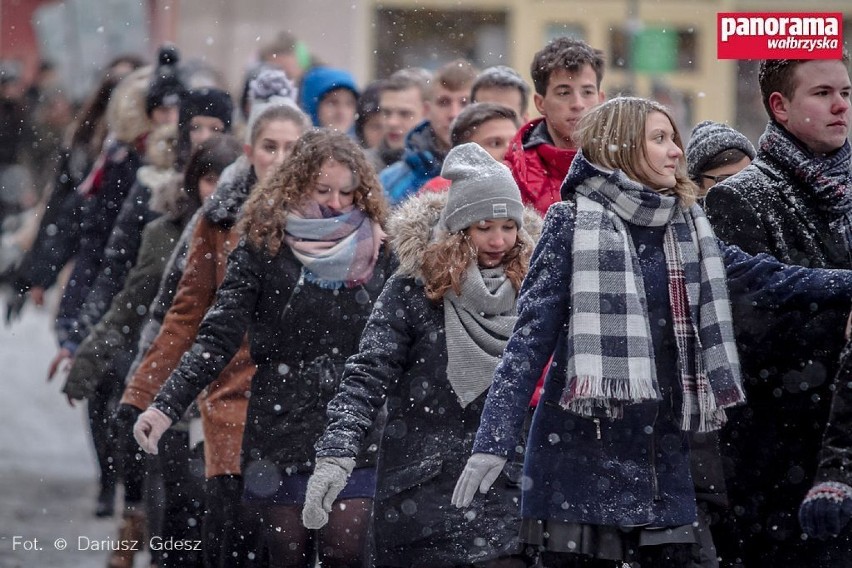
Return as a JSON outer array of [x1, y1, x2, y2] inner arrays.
[[55, 140, 141, 348], [152, 238, 394, 474], [317, 275, 524, 566], [14, 148, 87, 292], [68, 178, 160, 347], [704, 128, 852, 545], [314, 192, 543, 566]]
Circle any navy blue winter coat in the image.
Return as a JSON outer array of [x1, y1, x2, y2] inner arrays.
[[379, 120, 445, 205], [472, 198, 852, 528]]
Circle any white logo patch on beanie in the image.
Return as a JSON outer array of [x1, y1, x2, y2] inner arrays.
[[492, 203, 508, 218]]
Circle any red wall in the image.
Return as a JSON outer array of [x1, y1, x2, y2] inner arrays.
[[0, 0, 54, 85]]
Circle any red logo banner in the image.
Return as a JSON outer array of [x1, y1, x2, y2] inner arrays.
[[717, 13, 843, 59]]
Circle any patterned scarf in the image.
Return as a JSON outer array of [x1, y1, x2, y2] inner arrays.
[[284, 202, 385, 289], [560, 155, 745, 432], [444, 263, 518, 408], [760, 121, 852, 251]]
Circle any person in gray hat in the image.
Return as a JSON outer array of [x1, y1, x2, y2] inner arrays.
[[302, 142, 543, 567], [686, 120, 755, 196]]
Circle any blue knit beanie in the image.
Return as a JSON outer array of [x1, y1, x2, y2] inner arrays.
[[299, 67, 359, 127]]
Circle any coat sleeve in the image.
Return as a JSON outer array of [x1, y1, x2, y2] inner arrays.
[[123, 212, 199, 386], [70, 180, 155, 346], [15, 151, 82, 291], [722, 242, 852, 310], [704, 182, 774, 256], [63, 221, 175, 400], [473, 201, 575, 457], [151, 240, 262, 422], [315, 275, 414, 459], [815, 343, 852, 487], [120, 217, 220, 411]]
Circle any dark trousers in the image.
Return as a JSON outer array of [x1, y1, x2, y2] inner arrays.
[[204, 474, 265, 567], [87, 369, 120, 495], [157, 429, 206, 567]]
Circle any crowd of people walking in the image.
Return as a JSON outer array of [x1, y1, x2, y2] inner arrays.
[[1, 28, 852, 568]]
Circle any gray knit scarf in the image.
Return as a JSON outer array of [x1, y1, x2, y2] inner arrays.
[[561, 157, 745, 432], [760, 121, 852, 251], [444, 263, 518, 408]]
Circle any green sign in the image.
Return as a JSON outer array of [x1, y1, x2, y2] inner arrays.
[[633, 28, 677, 73]]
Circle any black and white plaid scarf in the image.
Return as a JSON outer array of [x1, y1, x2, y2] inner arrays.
[[560, 155, 745, 432]]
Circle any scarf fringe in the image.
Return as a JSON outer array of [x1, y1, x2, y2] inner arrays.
[[571, 374, 658, 402], [559, 375, 658, 420]]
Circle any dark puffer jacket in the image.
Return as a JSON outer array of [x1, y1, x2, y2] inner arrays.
[[315, 192, 543, 566], [151, 217, 395, 476]]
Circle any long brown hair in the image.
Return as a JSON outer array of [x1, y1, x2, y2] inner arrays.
[[420, 227, 533, 302], [238, 128, 388, 255], [573, 96, 698, 207]]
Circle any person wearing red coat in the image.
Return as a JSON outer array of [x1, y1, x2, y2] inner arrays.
[[504, 37, 605, 216]]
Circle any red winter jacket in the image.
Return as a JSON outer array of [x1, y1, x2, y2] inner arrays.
[[504, 118, 577, 216]]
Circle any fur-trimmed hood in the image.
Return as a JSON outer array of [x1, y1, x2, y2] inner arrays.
[[106, 65, 155, 144], [388, 190, 543, 280], [135, 123, 178, 191], [202, 154, 256, 228], [148, 172, 196, 222]]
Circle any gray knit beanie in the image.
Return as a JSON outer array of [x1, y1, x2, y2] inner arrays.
[[439, 143, 524, 233], [686, 120, 756, 178]]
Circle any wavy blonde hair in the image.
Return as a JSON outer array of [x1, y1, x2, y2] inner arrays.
[[573, 96, 698, 207], [239, 128, 388, 255], [420, 227, 533, 303]]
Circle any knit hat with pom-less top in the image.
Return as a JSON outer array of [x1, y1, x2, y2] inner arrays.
[[439, 142, 524, 233]]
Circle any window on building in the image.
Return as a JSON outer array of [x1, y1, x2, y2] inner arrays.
[[609, 25, 698, 73], [374, 8, 508, 77]]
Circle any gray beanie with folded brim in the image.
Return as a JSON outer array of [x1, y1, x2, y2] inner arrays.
[[686, 120, 756, 178], [439, 143, 524, 233]]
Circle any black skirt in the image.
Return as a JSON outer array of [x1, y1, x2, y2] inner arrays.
[[520, 509, 716, 566]]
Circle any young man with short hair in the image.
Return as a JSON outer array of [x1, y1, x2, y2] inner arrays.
[[704, 53, 852, 568], [380, 59, 477, 205], [366, 69, 430, 173], [420, 102, 521, 192], [503, 37, 605, 214], [471, 65, 531, 123]]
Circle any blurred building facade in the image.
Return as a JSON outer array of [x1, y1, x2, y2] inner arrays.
[[2, 0, 850, 142]]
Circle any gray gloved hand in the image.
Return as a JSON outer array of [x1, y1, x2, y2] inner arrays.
[[302, 456, 356, 529], [452, 452, 508, 508]]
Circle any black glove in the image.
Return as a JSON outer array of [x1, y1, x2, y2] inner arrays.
[[4, 290, 26, 325], [111, 403, 143, 437]]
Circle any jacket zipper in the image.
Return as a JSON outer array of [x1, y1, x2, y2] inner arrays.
[[650, 406, 660, 501], [592, 417, 601, 440]]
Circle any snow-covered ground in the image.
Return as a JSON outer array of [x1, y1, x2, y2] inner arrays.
[[0, 302, 149, 567]]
